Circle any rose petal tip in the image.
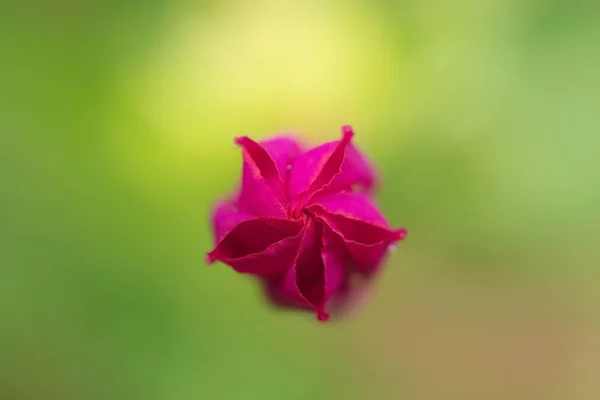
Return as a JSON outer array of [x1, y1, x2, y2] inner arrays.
[[205, 253, 216, 265], [395, 228, 408, 241], [233, 136, 249, 146], [317, 310, 330, 322], [341, 125, 355, 140]]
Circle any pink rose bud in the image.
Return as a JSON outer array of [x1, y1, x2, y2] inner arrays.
[[206, 125, 407, 321]]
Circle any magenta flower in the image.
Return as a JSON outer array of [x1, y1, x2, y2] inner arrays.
[[206, 125, 407, 321]]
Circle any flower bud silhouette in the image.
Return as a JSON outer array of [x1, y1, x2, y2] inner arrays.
[[207, 126, 406, 321]]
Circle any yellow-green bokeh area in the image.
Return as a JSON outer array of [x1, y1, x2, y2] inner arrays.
[[2, 1, 600, 399]]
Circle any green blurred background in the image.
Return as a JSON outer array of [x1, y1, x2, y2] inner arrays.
[[2, 0, 599, 399]]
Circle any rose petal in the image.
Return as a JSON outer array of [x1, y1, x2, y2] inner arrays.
[[294, 220, 328, 319], [264, 220, 347, 321], [259, 136, 303, 184], [263, 219, 325, 319], [308, 191, 389, 226], [206, 217, 303, 276], [235, 136, 287, 217], [309, 193, 406, 274], [264, 272, 305, 311], [209, 200, 254, 244], [221, 234, 302, 276], [265, 220, 318, 301], [320, 126, 377, 196], [287, 127, 354, 210], [287, 126, 378, 211], [319, 226, 346, 320]]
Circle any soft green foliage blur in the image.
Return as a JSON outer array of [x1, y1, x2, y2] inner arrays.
[[2, 1, 599, 399]]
